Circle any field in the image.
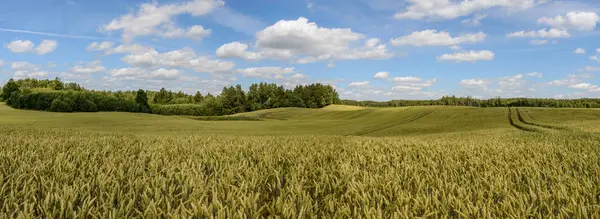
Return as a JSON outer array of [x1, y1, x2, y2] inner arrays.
[[1, 103, 600, 218]]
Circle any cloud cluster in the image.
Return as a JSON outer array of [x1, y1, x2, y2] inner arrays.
[[437, 50, 495, 62], [394, 0, 548, 20], [391, 30, 486, 47], [216, 17, 393, 64], [102, 0, 223, 42], [5, 40, 57, 55], [11, 61, 48, 79]]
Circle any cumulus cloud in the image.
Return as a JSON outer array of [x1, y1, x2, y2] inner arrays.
[[87, 41, 115, 51], [216, 42, 262, 60], [35, 40, 58, 55], [348, 81, 370, 87], [107, 67, 182, 81], [507, 28, 571, 38], [394, 0, 548, 20], [102, 0, 223, 42], [391, 30, 486, 47], [461, 13, 488, 26], [5, 40, 34, 53], [391, 76, 423, 83], [373, 71, 389, 79], [437, 50, 495, 62], [460, 79, 490, 86], [5, 40, 57, 55], [547, 73, 594, 86], [69, 60, 106, 74], [236, 67, 295, 79], [574, 48, 586, 54], [569, 83, 598, 90], [159, 25, 212, 40], [11, 61, 48, 79], [121, 47, 235, 74], [216, 17, 393, 63], [538, 12, 600, 31]]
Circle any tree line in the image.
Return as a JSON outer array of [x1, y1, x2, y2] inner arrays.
[[341, 95, 600, 108], [1, 78, 341, 116]]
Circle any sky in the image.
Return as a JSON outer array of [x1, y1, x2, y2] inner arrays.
[[1, 0, 600, 100]]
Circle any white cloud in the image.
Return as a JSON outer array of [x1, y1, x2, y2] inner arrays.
[[392, 85, 422, 91], [14, 71, 48, 79], [437, 50, 495, 62], [5, 40, 57, 55], [394, 0, 548, 20], [217, 17, 393, 63], [0, 60, 4, 67], [102, 0, 223, 42], [10, 61, 48, 79], [591, 55, 600, 62], [529, 39, 549, 45], [538, 12, 600, 31], [69, 60, 106, 74], [11, 61, 39, 71], [108, 67, 145, 77], [216, 42, 262, 60], [391, 76, 422, 83], [569, 83, 598, 90], [107, 67, 181, 80], [35, 40, 58, 55], [373, 71, 389, 79], [507, 28, 570, 38], [159, 25, 212, 40], [460, 79, 490, 86], [348, 81, 370, 87], [526, 72, 543, 78], [547, 73, 594, 86], [5, 40, 34, 53], [391, 30, 486, 47], [106, 44, 154, 55], [236, 67, 295, 79], [461, 13, 488, 26], [122, 47, 235, 74], [291, 73, 307, 79], [87, 41, 114, 51], [574, 48, 586, 54], [149, 68, 182, 80]]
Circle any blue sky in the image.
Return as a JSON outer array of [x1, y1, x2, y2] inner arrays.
[[2, 0, 600, 100]]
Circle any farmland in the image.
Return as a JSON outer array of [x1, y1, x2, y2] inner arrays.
[[1, 103, 600, 217]]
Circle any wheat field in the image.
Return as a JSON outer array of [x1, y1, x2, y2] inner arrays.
[[1, 104, 600, 218]]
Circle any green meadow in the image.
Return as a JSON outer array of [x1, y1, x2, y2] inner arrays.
[[1, 103, 600, 218]]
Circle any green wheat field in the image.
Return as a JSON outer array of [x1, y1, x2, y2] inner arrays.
[[1, 103, 600, 218]]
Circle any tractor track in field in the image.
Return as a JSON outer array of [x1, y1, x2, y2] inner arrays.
[[515, 109, 567, 130], [348, 109, 439, 136], [508, 108, 537, 132]]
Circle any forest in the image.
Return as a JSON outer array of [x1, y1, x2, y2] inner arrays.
[[3, 77, 600, 117], [0, 78, 340, 116]]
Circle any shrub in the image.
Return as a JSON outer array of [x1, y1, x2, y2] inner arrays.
[[49, 99, 73, 112]]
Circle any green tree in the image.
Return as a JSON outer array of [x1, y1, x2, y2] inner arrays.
[[193, 91, 204, 104], [136, 89, 150, 112], [2, 79, 20, 101], [153, 88, 173, 104]]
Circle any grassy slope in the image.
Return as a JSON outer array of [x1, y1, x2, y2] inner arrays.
[[2, 104, 600, 217], [1, 103, 515, 136]]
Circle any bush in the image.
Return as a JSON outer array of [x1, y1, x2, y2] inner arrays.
[[49, 99, 73, 112], [7, 91, 21, 108], [152, 104, 204, 116]]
